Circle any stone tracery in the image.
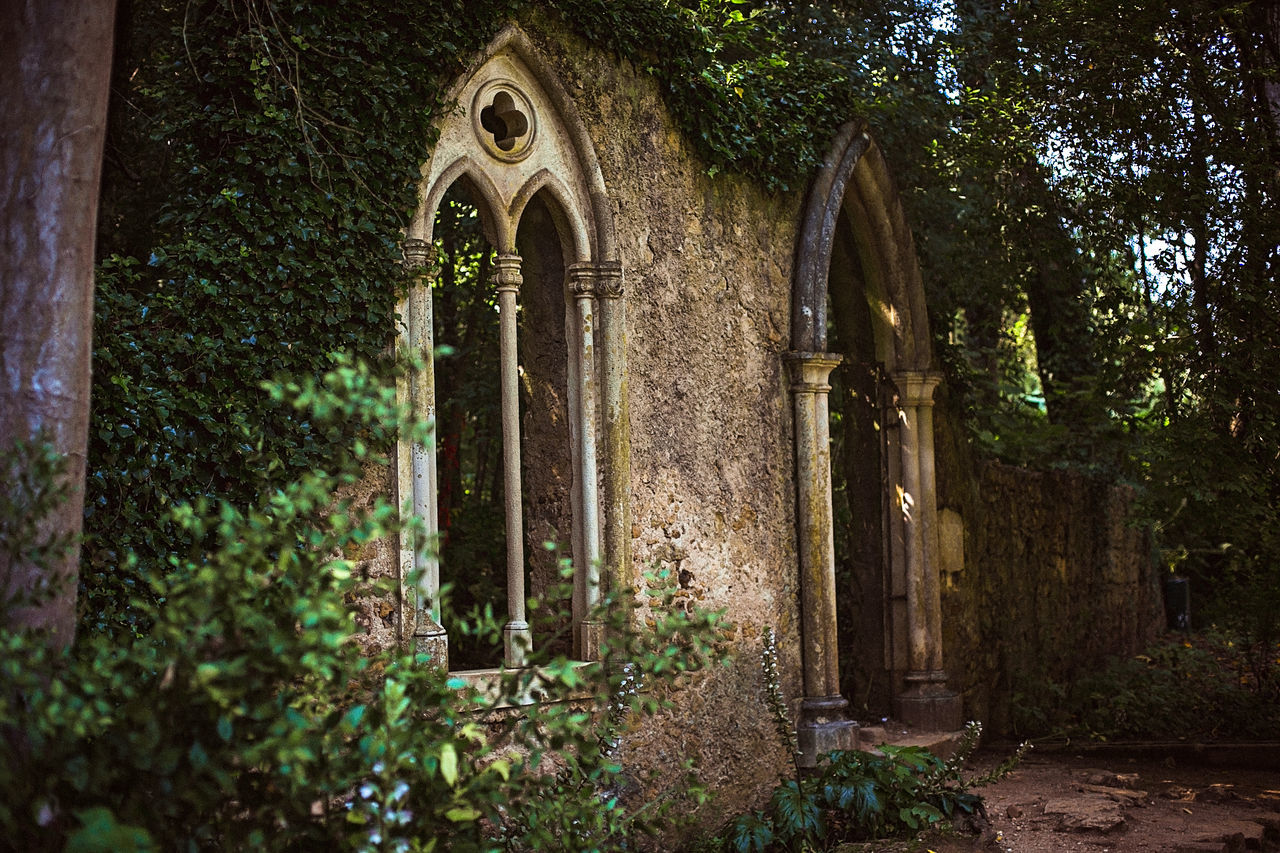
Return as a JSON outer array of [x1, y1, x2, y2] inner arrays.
[[398, 26, 625, 670]]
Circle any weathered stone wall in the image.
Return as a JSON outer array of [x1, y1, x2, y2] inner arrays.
[[533, 27, 804, 822], [339, 22, 807, 828], [937, 450, 1164, 735]]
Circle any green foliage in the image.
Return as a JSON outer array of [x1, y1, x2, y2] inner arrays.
[[88, 0, 517, 637], [90, 0, 957, 643], [708, 638, 1025, 851], [430, 190, 506, 668], [0, 434, 72, 610], [1015, 630, 1280, 742], [708, 722, 1026, 851], [1, 357, 726, 850], [908, 0, 1280, 633]]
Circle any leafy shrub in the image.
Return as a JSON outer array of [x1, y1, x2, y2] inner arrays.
[[702, 631, 1028, 853], [712, 722, 1026, 852], [1, 356, 725, 851], [1064, 630, 1280, 742]]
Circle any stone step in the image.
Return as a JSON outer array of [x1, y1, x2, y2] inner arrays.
[[855, 722, 966, 758]]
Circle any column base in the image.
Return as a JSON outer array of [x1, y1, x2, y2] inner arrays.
[[796, 695, 859, 769], [504, 621, 532, 667], [893, 672, 963, 732], [414, 621, 448, 669]]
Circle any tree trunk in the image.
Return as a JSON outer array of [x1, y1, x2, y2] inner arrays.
[[0, 0, 118, 645], [1018, 159, 1100, 430]]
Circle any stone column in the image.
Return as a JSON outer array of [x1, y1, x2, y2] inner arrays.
[[494, 254, 531, 666], [401, 238, 447, 665], [596, 262, 630, 598], [785, 351, 857, 767], [891, 370, 961, 730], [567, 263, 603, 660]]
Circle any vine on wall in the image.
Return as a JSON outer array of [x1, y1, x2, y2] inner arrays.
[[90, 0, 934, 633]]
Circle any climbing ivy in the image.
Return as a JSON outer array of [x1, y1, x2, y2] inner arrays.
[[88, 0, 951, 633]]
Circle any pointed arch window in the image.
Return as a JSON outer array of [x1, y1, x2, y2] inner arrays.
[[395, 29, 628, 674]]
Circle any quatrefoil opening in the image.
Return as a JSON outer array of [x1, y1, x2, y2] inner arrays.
[[473, 82, 536, 162], [481, 91, 529, 151]]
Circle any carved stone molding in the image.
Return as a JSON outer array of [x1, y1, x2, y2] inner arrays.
[[595, 261, 624, 299], [490, 253, 524, 293], [566, 262, 597, 298], [402, 237, 436, 272]]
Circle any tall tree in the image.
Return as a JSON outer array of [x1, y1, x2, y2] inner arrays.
[[0, 0, 118, 644]]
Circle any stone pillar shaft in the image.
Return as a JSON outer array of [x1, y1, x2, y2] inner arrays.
[[898, 392, 928, 675], [918, 399, 943, 673], [494, 254, 531, 666], [786, 351, 857, 767], [568, 263, 603, 660], [891, 370, 960, 730], [596, 263, 629, 597], [402, 238, 447, 664]]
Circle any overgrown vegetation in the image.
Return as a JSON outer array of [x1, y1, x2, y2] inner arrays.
[[699, 635, 1029, 851], [89, 0, 1278, 648], [710, 733, 1019, 852], [1, 357, 725, 849], [1011, 630, 1280, 742], [2, 3, 1263, 846]]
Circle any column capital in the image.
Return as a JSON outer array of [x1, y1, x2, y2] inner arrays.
[[784, 351, 843, 393], [892, 369, 943, 408], [566, 262, 597, 298], [596, 260, 624, 299], [402, 237, 436, 273], [491, 253, 523, 293]]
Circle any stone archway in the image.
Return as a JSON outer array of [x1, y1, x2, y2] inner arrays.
[[789, 123, 960, 754], [398, 25, 630, 669]]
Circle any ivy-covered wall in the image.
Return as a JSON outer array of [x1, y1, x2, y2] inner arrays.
[[87, 0, 928, 633], [87, 0, 1163, 834], [89, 1, 873, 828]]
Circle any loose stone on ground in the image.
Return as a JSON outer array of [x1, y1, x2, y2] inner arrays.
[[940, 749, 1280, 853]]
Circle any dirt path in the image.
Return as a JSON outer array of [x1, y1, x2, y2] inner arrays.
[[848, 747, 1280, 852]]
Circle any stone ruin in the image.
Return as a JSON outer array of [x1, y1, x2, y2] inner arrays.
[[341, 22, 1164, 820]]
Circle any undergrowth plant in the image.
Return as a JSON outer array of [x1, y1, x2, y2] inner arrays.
[[1037, 630, 1280, 742], [0, 355, 727, 851], [705, 631, 1029, 852]]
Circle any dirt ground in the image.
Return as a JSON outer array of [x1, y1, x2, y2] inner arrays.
[[847, 746, 1280, 853]]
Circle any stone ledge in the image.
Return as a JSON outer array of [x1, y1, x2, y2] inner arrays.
[[855, 722, 966, 759]]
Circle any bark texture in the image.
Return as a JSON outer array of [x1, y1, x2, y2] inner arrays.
[[0, 0, 117, 644]]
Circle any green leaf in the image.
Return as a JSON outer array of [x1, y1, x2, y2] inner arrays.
[[444, 805, 480, 823], [440, 741, 459, 787], [66, 808, 154, 852]]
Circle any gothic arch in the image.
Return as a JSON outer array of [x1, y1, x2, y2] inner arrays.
[[406, 26, 615, 261], [792, 123, 931, 371], [397, 24, 630, 670], [788, 123, 959, 754]]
